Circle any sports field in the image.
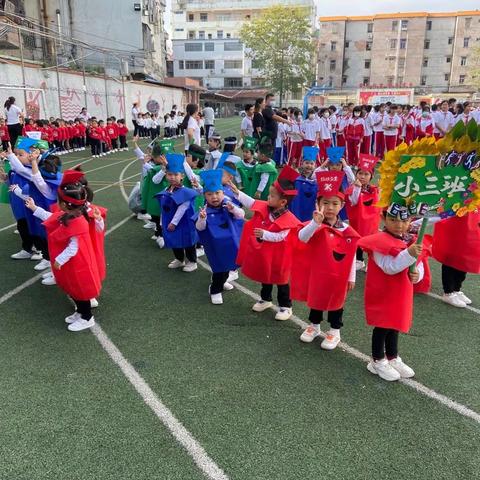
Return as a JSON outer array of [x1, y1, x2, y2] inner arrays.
[[0, 116, 479, 480]]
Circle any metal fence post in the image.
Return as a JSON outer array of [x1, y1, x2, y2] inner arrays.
[[17, 26, 28, 112]]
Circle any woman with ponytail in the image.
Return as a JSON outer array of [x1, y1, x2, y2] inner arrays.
[[25, 170, 105, 332], [4, 97, 24, 148], [182, 103, 201, 154]]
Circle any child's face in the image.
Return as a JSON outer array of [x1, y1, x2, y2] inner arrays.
[[221, 170, 233, 185], [186, 155, 199, 168], [384, 215, 412, 237], [152, 155, 165, 165], [258, 153, 269, 163], [328, 162, 343, 171], [166, 172, 183, 186], [243, 150, 253, 163], [15, 149, 32, 165], [356, 169, 372, 186], [318, 196, 343, 220], [301, 160, 315, 175], [267, 185, 287, 209], [205, 190, 224, 207], [208, 138, 219, 150]]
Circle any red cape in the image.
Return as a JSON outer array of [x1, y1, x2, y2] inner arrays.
[[87, 204, 107, 281], [414, 233, 432, 294], [291, 223, 359, 311], [43, 211, 102, 301], [236, 201, 300, 285], [432, 211, 480, 274], [345, 185, 381, 237]]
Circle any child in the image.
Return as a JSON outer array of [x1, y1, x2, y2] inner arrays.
[[236, 136, 257, 196], [195, 169, 245, 304], [250, 138, 278, 200], [301, 109, 320, 152], [98, 120, 109, 155], [292, 171, 359, 349], [25, 170, 105, 332], [345, 154, 381, 270], [0, 117, 10, 151], [382, 105, 401, 152], [233, 170, 300, 321], [361, 105, 374, 155], [373, 104, 385, 158], [117, 119, 129, 151], [286, 110, 304, 168], [183, 143, 207, 213], [345, 106, 364, 166], [290, 146, 318, 222], [415, 106, 435, 139], [317, 108, 332, 162], [156, 153, 199, 272], [358, 203, 424, 381], [204, 132, 222, 170], [88, 120, 102, 158], [106, 118, 119, 152]]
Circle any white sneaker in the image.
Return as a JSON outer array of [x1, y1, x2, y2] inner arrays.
[[151, 234, 158, 240], [90, 298, 99, 308], [211, 293, 223, 305], [355, 260, 365, 271], [137, 212, 152, 221], [65, 311, 81, 324], [143, 221, 156, 229], [68, 316, 95, 332], [321, 329, 341, 350], [227, 270, 239, 283], [252, 300, 273, 312], [42, 270, 52, 279], [34, 258, 51, 271], [196, 247, 205, 257], [442, 293, 466, 308], [13, 229, 19, 234], [11, 250, 32, 260], [389, 356, 415, 378], [300, 324, 321, 343], [183, 261, 197, 272], [156, 237, 165, 248], [367, 358, 401, 381], [41, 275, 57, 285], [223, 282, 234, 291], [456, 291, 472, 305], [30, 253, 43, 261], [168, 259, 185, 269], [275, 307, 292, 321]]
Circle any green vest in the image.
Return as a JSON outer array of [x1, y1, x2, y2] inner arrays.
[[237, 161, 256, 197], [251, 161, 278, 200], [141, 164, 168, 217], [183, 168, 205, 212], [0, 160, 11, 205]]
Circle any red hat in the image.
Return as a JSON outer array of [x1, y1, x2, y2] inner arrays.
[[315, 170, 345, 200], [273, 165, 299, 196], [58, 169, 87, 206], [358, 154, 379, 173]]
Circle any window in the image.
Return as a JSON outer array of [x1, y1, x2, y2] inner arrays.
[[330, 59, 336, 72], [174, 10, 184, 14], [464, 37, 470, 47], [188, 31, 195, 39], [465, 17, 472, 28], [392, 20, 398, 31], [188, 13, 194, 22], [185, 42, 203, 51], [217, 13, 231, 22], [364, 59, 371, 69], [200, 12, 208, 22], [445, 73, 450, 81], [174, 28, 184, 32], [224, 60, 243, 69], [401, 20, 408, 30], [366, 41, 372, 51], [397, 76, 404, 84], [208, 33, 212, 39], [331, 41, 337, 51], [179, 60, 184, 70], [198, 31, 205, 39], [446, 56, 452, 63], [398, 58, 405, 68], [367, 22, 373, 33], [205, 42, 214, 51], [426, 20, 432, 30], [345, 41, 350, 48], [400, 38, 407, 49], [424, 39, 430, 49], [224, 42, 242, 51], [390, 39, 397, 49], [461, 56, 468, 66], [251, 77, 265, 87], [185, 61, 203, 69], [342, 75, 348, 84], [205, 60, 215, 70], [448, 37, 453, 45], [332, 23, 338, 34], [459, 74, 466, 84], [387, 76, 394, 85], [363, 77, 370, 86], [226, 33, 231, 39], [420, 75, 427, 86], [343, 58, 349, 70], [224, 77, 243, 88], [217, 30, 223, 39], [423, 57, 428, 67]]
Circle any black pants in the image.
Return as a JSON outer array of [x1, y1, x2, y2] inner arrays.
[[260, 283, 291, 308], [211, 272, 229, 295], [119, 135, 128, 148], [2, 140, 10, 151], [17, 218, 33, 252], [356, 247, 364, 261], [74, 299, 92, 320], [309, 308, 344, 329], [173, 246, 197, 263], [90, 139, 101, 156], [205, 124, 213, 141], [151, 215, 162, 237], [78, 136, 85, 148], [111, 138, 118, 150], [442, 264, 467, 294], [7, 123, 22, 149], [372, 327, 399, 360], [34, 236, 49, 260], [132, 120, 139, 137]]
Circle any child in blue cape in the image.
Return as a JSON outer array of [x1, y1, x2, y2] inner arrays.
[[195, 169, 245, 304], [290, 146, 318, 221], [217, 158, 242, 208], [156, 153, 199, 272]]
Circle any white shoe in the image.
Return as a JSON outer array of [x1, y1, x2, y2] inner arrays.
[[252, 300, 273, 312], [275, 307, 292, 321], [211, 293, 223, 305], [90, 298, 99, 308], [227, 270, 239, 283], [223, 282, 234, 291], [156, 237, 165, 248], [65, 311, 81, 324], [389, 356, 415, 378], [456, 291, 472, 305], [196, 247, 205, 257], [183, 261, 197, 272], [151, 234, 158, 240], [442, 293, 466, 308], [34, 258, 50, 271], [300, 324, 321, 343], [320, 329, 341, 350], [367, 358, 401, 381], [143, 221, 156, 229], [68, 316, 95, 332], [137, 212, 152, 221], [42, 270, 52, 279], [31, 253, 43, 261], [42, 275, 57, 285], [355, 260, 365, 271], [168, 259, 185, 269], [11, 249, 32, 260], [13, 229, 19, 234]]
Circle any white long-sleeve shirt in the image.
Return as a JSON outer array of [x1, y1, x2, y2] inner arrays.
[[195, 203, 245, 231], [348, 185, 361, 206], [372, 248, 424, 283]]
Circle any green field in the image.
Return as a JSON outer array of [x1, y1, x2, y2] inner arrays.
[[0, 117, 479, 480]]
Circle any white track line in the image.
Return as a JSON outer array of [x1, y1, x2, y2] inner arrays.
[[427, 291, 480, 316], [0, 222, 16, 232]]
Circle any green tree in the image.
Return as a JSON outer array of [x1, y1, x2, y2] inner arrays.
[[240, 5, 315, 106]]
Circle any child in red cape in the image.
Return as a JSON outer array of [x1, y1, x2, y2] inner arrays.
[[358, 203, 424, 382], [345, 153, 381, 270], [25, 170, 105, 332], [292, 171, 359, 350], [232, 168, 300, 321]]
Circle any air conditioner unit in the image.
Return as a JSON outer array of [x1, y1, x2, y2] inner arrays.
[[210, 69, 214, 73]]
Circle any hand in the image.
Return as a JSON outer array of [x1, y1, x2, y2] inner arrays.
[[254, 191, 261, 199], [6, 142, 12, 154], [409, 269, 420, 283], [167, 223, 176, 232], [312, 206, 324, 225], [354, 179, 362, 188], [199, 207, 207, 220], [53, 261, 61, 270], [228, 181, 239, 195], [341, 158, 348, 166], [191, 177, 199, 189], [225, 201, 234, 212], [347, 281, 355, 292], [0, 150, 7, 159], [159, 155, 167, 166], [407, 243, 423, 257], [92, 206, 102, 220], [8, 184, 18, 192], [253, 228, 264, 239], [25, 197, 36, 211]]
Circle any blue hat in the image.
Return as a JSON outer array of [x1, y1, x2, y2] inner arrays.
[[217, 154, 237, 176], [15, 136, 37, 152], [327, 146, 345, 164], [302, 146, 319, 162], [165, 153, 185, 174], [200, 169, 224, 193]]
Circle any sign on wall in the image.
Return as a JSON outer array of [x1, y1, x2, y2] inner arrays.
[[358, 88, 414, 105]]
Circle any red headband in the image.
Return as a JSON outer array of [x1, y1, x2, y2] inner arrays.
[[58, 186, 87, 206]]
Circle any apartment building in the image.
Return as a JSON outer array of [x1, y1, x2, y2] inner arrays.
[[317, 11, 480, 93]]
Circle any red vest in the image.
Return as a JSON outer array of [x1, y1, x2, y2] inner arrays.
[[414, 234, 432, 294], [87, 205, 107, 281], [345, 185, 381, 237]]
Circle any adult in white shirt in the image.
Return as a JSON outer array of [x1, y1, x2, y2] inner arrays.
[[433, 101, 454, 139], [131, 102, 140, 136], [202, 102, 215, 141], [78, 107, 90, 122], [240, 104, 254, 139], [4, 96, 24, 148], [184, 103, 201, 153]]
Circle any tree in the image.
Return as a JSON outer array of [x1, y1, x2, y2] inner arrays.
[[240, 6, 315, 106]]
